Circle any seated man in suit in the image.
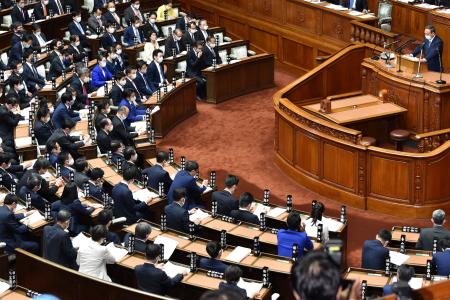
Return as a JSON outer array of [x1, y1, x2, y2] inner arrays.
[[73, 158, 90, 189], [110, 106, 140, 147], [71, 66, 95, 109], [103, 1, 122, 28], [119, 89, 146, 127], [48, 49, 73, 80], [114, 44, 127, 72], [110, 140, 125, 166], [346, 0, 368, 12], [18, 173, 47, 212], [68, 35, 87, 64], [0, 154, 19, 191], [31, 24, 49, 52], [87, 168, 105, 200], [218, 266, 247, 299], [199, 241, 228, 273], [176, 12, 193, 32], [122, 147, 142, 182], [156, 0, 177, 21], [56, 152, 75, 179], [87, 8, 105, 33], [111, 166, 154, 225], [183, 21, 198, 48], [91, 53, 113, 89], [203, 36, 222, 67], [43, 209, 78, 269], [105, 48, 122, 79], [416, 209, 450, 250], [51, 92, 80, 129], [383, 264, 414, 297], [230, 192, 259, 225], [142, 151, 172, 195], [9, 34, 33, 69], [134, 61, 155, 97], [125, 221, 152, 253], [194, 19, 210, 42], [0, 97, 22, 158], [7, 75, 33, 109], [124, 16, 144, 46], [212, 174, 239, 217], [101, 23, 118, 50], [68, 11, 92, 48], [46, 118, 86, 160], [167, 160, 208, 209], [47, 141, 61, 167], [411, 25, 444, 72], [97, 209, 121, 244], [95, 99, 110, 131], [135, 243, 186, 295], [124, 0, 144, 25], [277, 212, 314, 259], [432, 238, 450, 276], [97, 118, 113, 154], [165, 187, 200, 233], [145, 11, 162, 38], [186, 41, 207, 100], [10, 22, 24, 47], [164, 29, 186, 58], [361, 229, 391, 270], [147, 49, 168, 88], [11, 0, 30, 24], [0, 194, 39, 254], [124, 66, 145, 103], [23, 49, 46, 91], [33, 0, 50, 21]]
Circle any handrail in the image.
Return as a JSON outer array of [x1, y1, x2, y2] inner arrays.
[[350, 20, 398, 47], [412, 128, 450, 153]]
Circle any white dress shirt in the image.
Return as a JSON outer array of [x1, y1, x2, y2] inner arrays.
[[76, 239, 116, 282], [303, 218, 329, 242]]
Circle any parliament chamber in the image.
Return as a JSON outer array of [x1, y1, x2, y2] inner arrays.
[[0, 0, 449, 299]]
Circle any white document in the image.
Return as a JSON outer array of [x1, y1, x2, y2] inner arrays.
[[20, 211, 45, 224], [0, 281, 10, 294], [153, 235, 179, 260], [106, 243, 128, 261], [78, 109, 89, 120], [252, 203, 270, 219], [415, 3, 439, 9], [348, 10, 363, 16], [15, 137, 32, 148], [163, 261, 189, 278], [225, 246, 251, 263], [26, 160, 37, 170], [87, 34, 99, 39], [89, 202, 104, 209], [189, 210, 210, 222], [323, 217, 344, 232], [391, 276, 423, 290], [72, 232, 91, 249], [267, 207, 286, 218], [237, 278, 263, 299], [202, 186, 213, 194], [389, 251, 410, 266], [20, 107, 32, 119], [130, 121, 147, 132], [16, 203, 26, 211], [325, 4, 348, 10], [133, 189, 158, 202]]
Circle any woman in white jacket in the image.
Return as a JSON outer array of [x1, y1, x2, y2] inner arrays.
[[141, 31, 160, 63], [304, 201, 329, 243]]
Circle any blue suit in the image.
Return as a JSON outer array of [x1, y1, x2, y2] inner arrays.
[[167, 170, 206, 209], [199, 257, 228, 273], [412, 36, 444, 72], [142, 164, 172, 195], [18, 185, 47, 212], [91, 64, 113, 89], [43, 224, 78, 270], [49, 153, 58, 168], [432, 250, 450, 276], [23, 62, 45, 90], [134, 71, 155, 96], [135, 262, 183, 295], [147, 61, 166, 87], [123, 26, 144, 46], [51, 199, 94, 235], [383, 284, 394, 296], [51, 102, 81, 129], [111, 182, 148, 225], [118, 99, 146, 127], [9, 43, 27, 67], [277, 229, 313, 259], [101, 33, 117, 50], [164, 202, 190, 233], [68, 21, 88, 44], [361, 239, 389, 270]]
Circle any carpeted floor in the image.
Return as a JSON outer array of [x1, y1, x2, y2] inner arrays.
[[156, 67, 437, 267]]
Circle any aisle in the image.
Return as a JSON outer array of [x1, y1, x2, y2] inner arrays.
[[157, 67, 430, 267]]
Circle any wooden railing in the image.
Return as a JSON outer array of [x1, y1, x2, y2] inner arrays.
[[413, 129, 450, 153], [350, 20, 398, 47]]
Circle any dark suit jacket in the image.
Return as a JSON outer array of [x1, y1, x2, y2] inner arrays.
[[230, 209, 259, 225], [0, 205, 28, 253], [6, 88, 32, 110], [48, 56, 71, 80], [23, 62, 45, 88], [32, 32, 48, 50], [34, 119, 54, 146], [164, 202, 190, 233], [97, 129, 111, 154], [203, 45, 222, 67], [33, 2, 50, 20], [412, 36, 444, 72], [11, 33, 22, 47], [199, 257, 228, 273], [186, 49, 206, 78], [212, 190, 238, 217], [146, 22, 162, 37], [68, 21, 88, 42], [46, 128, 83, 159], [123, 26, 144, 46], [416, 225, 450, 251], [11, 5, 30, 24], [18, 185, 47, 212], [110, 84, 123, 106], [134, 71, 154, 96], [218, 282, 247, 299], [68, 44, 87, 63], [176, 17, 188, 31], [164, 35, 186, 57], [147, 61, 166, 87], [361, 239, 389, 270], [124, 77, 143, 102], [183, 31, 196, 47], [0, 105, 21, 146], [101, 32, 118, 50], [43, 224, 78, 269], [167, 170, 206, 209], [103, 11, 121, 28], [51, 102, 80, 129], [110, 115, 137, 146], [9, 42, 25, 67], [142, 164, 172, 195], [51, 199, 93, 235], [135, 262, 183, 295], [194, 29, 210, 42], [346, 0, 368, 12], [124, 6, 143, 25], [48, 0, 66, 15], [112, 182, 147, 225], [18, 169, 58, 203], [93, 0, 107, 10], [432, 250, 450, 276], [70, 74, 92, 108]]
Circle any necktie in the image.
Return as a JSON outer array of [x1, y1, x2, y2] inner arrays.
[[73, 45, 79, 53], [111, 34, 116, 43], [56, 0, 63, 14], [135, 28, 140, 43], [98, 18, 102, 27], [175, 40, 179, 52], [141, 73, 149, 90], [82, 83, 87, 95], [43, 3, 47, 16], [77, 22, 85, 35], [190, 33, 194, 42], [21, 8, 25, 20]]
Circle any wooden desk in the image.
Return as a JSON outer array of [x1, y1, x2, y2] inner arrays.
[[302, 94, 407, 125], [390, 226, 420, 247], [123, 37, 167, 66], [203, 53, 275, 104], [0, 30, 13, 53], [24, 14, 73, 40], [344, 268, 390, 288]]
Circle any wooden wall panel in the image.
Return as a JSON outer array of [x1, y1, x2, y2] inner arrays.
[[294, 130, 320, 177], [248, 0, 283, 21], [282, 38, 315, 70], [217, 16, 247, 40], [322, 11, 351, 41], [278, 116, 295, 163], [369, 156, 410, 201], [248, 27, 279, 57], [322, 143, 356, 191], [425, 153, 450, 203], [285, 0, 318, 33]]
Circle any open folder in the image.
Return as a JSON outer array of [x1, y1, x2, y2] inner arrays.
[[163, 261, 189, 278], [153, 235, 179, 260], [225, 246, 251, 263], [237, 278, 263, 298]]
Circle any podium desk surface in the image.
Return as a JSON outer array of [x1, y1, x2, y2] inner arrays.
[[0, 290, 30, 300], [344, 269, 390, 287], [391, 228, 420, 243]]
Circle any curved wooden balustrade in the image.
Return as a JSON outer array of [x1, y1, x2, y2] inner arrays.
[[413, 129, 450, 153], [274, 44, 450, 218], [350, 20, 398, 47]]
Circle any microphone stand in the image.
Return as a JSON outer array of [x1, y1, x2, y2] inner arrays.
[[415, 48, 424, 78], [394, 39, 414, 73], [436, 46, 446, 84]]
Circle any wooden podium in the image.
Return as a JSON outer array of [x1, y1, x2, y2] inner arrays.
[[400, 55, 428, 74]]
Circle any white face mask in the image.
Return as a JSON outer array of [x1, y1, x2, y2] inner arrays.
[[203, 25, 208, 30], [108, 125, 114, 132], [130, 73, 137, 80], [156, 57, 163, 64], [119, 79, 126, 86], [209, 43, 215, 49], [43, 0, 49, 4], [83, 77, 90, 83], [149, 18, 156, 24], [72, 95, 76, 101], [75, 41, 80, 47], [75, 16, 81, 23], [18, 67, 24, 74], [17, 84, 25, 91], [190, 29, 197, 34], [108, 7, 116, 13], [68, 158, 74, 165], [49, 106, 54, 113], [100, 60, 107, 68], [108, 27, 115, 34], [96, 15, 102, 19], [133, 4, 140, 9], [425, 34, 433, 41], [130, 96, 136, 102], [116, 49, 122, 55], [106, 107, 111, 114]]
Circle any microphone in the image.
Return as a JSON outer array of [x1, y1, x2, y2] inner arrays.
[[436, 46, 446, 84], [394, 39, 415, 52], [370, 43, 380, 60], [384, 40, 401, 47]]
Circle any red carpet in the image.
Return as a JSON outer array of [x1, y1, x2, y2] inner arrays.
[[156, 67, 439, 267]]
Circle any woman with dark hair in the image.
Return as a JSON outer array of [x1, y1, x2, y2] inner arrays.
[[94, 99, 111, 131], [304, 201, 329, 242], [52, 182, 94, 235]]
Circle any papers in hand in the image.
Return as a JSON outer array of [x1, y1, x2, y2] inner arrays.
[[0, 281, 10, 294], [87, 34, 99, 39], [189, 209, 210, 222], [225, 246, 251, 263], [389, 251, 410, 266], [153, 235, 179, 260], [106, 243, 128, 261], [391, 276, 423, 290], [133, 189, 158, 202], [72, 232, 91, 249], [252, 203, 270, 219], [41, 171, 52, 180], [237, 278, 263, 299], [203, 186, 213, 194], [20, 211, 45, 225], [163, 261, 189, 278], [267, 207, 286, 218], [15, 137, 32, 148]]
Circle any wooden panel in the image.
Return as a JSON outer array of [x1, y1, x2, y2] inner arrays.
[[190, 5, 215, 23], [425, 152, 450, 203], [294, 130, 320, 176], [323, 142, 356, 190], [248, 27, 279, 55], [218, 16, 247, 39], [322, 11, 352, 41], [278, 117, 294, 163], [248, 0, 283, 21], [369, 155, 410, 201], [282, 38, 315, 70], [285, 0, 318, 33]]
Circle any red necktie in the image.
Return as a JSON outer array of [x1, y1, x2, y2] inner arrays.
[[43, 4, 47, 16]]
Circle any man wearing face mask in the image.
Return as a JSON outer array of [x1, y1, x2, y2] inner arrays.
[[7, 75, 33, 109], [34, 0, 50, 20], [411, 25, 444, 73], [0, 97, 22, 160], [124, 66, 144, 103], [70, 66, 96, 109], [48, 48, 73, 80], [144, 11, 161, 38], [34, 105, 55, 146], [147, 49, 168, 88], [195, 19, 210, 42], [103, 2, 122, 28], [186, 41, 207, 100], [11, 22, 25, 47], [119, 89, 146, 126], [203, 36, 222, 67], [97, 118, 113, 153], [101, 23, 118, 50], [11, 0, 30, 24], [47, 118, 88, 160], [11, 60, 37, 97], [124, 0, 144, 25], [183, 21, 197, 47], [110, 71, 127, 106], [92, 53, 113, 88], [122, 147, 143, 181], [156, 0, 176, 21], [164, 28, 186, 58], [22, 49, 46, 92], [134, 61, 155, 97], [124, 16, 144, 46], [165, 187, 201, 233], [68, 35, 87, 63], [111, 106, 140, 146], [114, 44, 127, 71], [88, 8, 106, 34], [9, 34, 33, 67], [31, 24, 48, 52], [176, 12, 193, 32], [68, 11, 92, 48], [18, 174, 47, 212], [51, 92, 81, 129], [43, 210, 78, 270]]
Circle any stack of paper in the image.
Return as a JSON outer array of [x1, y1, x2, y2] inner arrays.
[[0, 193, 6, 202], [189, 210, 210, 222], [41, 171, 52, 180], [415, 3, 439, 9], [389, 251, 410, 265], [325, 4, 348, 10], [202, 186, 213, 194], [348, 10, 363, 16], [15, 203, 26, 211], [439, 9, 450, 14], [0, 281, 10, 294], [96, 86, 106, 97], [15, 137, 32, 148], [133, 189, 159, 202], [163, 261, 189, 278], [267, 207, 286, 218], [130, 121, 147, 133], [87, 34, 99, 39], [106, 243, 128, 261], [225, 246, 251, 263], [323, 217, 344, 232], [391, 276, 423, 289], [237, 279, 263, 298], [252, 203, 270, 219], [154, 235, 179, 260], [20, 211, 45, 224], [72, 232, 91, 249], [89, 203, 104, 209], [20, 107, 32, 119]]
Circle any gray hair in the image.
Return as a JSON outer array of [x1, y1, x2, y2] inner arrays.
[[432, 209, 446, 225]]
